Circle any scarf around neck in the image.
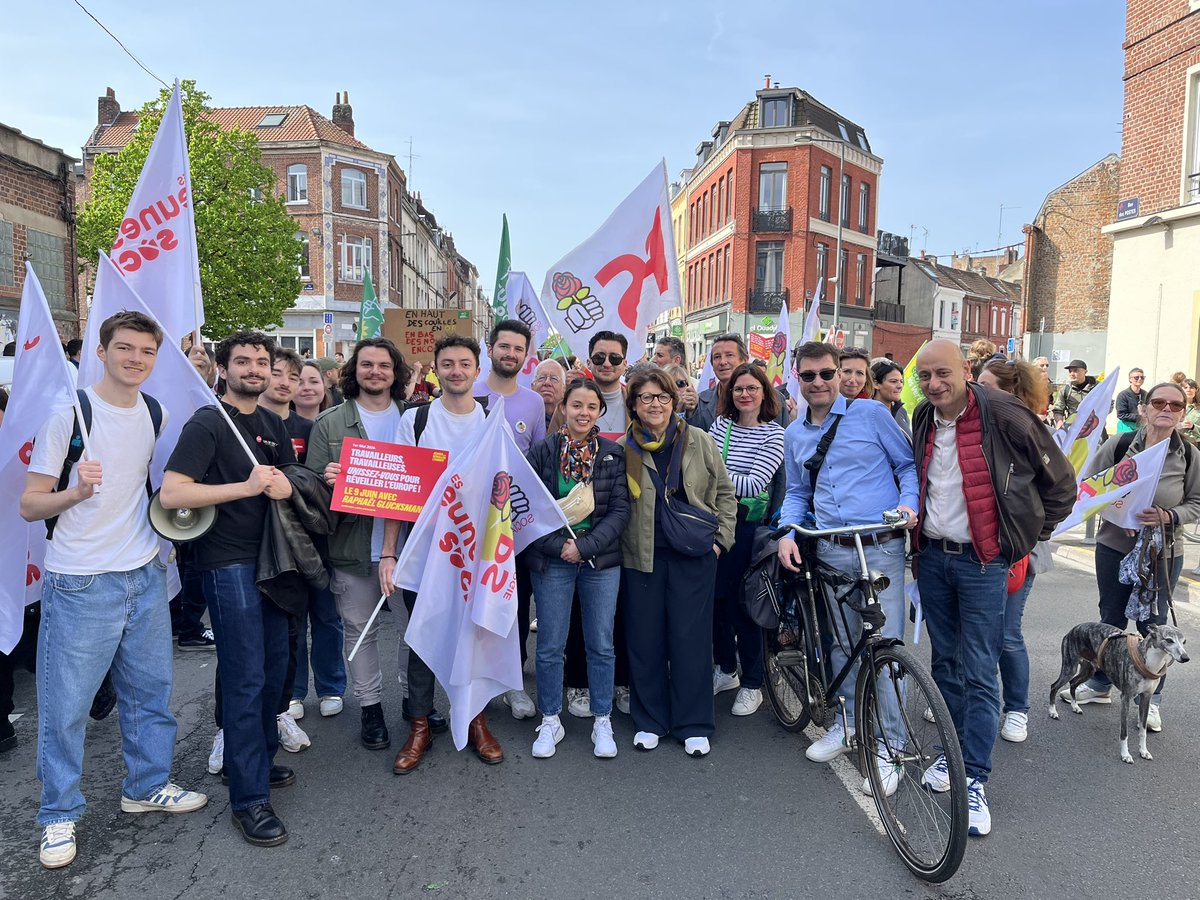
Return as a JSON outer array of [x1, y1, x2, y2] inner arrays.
[[625, 413, 683, 500], [559, 424, 599, 484]]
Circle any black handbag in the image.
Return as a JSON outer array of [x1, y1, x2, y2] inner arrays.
[[741, 528, 783, 628], [648, 463, 719, 557]]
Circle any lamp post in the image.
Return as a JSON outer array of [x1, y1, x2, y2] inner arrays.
[[794, 134, 847, 333]]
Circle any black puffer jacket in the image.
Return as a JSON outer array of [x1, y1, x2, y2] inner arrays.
[[257, 464, 337, 615], [523, 434, 630, 572]]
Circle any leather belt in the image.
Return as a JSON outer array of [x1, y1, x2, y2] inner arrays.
[[929, 537, 971, 555], [827, 531, 901, 548]]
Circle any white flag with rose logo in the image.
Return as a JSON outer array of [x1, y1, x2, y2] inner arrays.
[[1051, 437, 1168, 537]]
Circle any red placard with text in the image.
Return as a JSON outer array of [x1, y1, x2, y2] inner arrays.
[[330, 438, 449, 522]]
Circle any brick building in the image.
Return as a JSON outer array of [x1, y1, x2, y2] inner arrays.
[[1021, 154, 1118, 365], [1102, 1, 1200, 380], [0, 123, 80, 341], [669, 78, 882, 363], [949, 247, 1022, 281]]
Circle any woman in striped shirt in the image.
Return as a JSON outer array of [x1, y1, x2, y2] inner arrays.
[[708, 363, 786, 717]]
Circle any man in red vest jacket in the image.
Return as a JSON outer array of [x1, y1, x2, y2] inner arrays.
[[911, 340, 1074, 839]]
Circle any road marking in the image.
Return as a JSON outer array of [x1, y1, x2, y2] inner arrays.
[[802, 724, 886, 837]]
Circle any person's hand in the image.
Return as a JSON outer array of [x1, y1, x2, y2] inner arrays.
[[245, 465, 277, 496], [713, 544, 722, 558], [679, 384, 699, 412], [786, 396, 798, 423], [1135, 507, 1172, 527], [323, 462, 342, 486], [560, 539, 583, 564], [897, 505, 919, 531], [378, 558, 397, 596], [263, 469, 292, 500], [777, 536, 802, 572], [74, 460, 103, 500]]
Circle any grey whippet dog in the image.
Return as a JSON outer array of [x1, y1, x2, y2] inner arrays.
[[1048, 622, 1189, 763]]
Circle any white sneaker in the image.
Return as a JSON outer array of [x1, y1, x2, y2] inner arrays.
[[592, 715, 617, 758], [1000, 711, 1028, 743], [968, 778, 991, 836], [566, 688, 593, 718], [713, 667, 740, 695], [614, 686, 631, 716], [277, 713, 311, 753], [1147, 703, 1162, 733], [1058, 683, 1111, 704], [529, 617, 538, 633], [287, 699, 304, 720], [207, 729, 224, 775], [731, 687, 762, 716], [922, 753, 951, 793], [120, 783, 209, 814], [684, 737, 711, 757], [532, 715, 565, 758], [805, 721, 854, 762], [319, 696, 344, 717], [39, 821, 76, 869], [862, 749, 904, 798], [504, 689, 537, 720], [633, 731, 659, 751]]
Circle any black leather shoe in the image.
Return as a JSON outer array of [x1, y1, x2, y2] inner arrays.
[[0, 717, 15, 754], [232, 803, 288, 847], [403, 701, 448, 735], [220, 765, 295, 788], [361, 703, 390, 750]]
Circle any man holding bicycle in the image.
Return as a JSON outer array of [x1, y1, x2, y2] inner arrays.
[[777, 341, 918, 794]]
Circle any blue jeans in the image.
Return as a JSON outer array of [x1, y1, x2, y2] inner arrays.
[[1000, 572, 1034, 714], [531, 560, 620, 717], [203, 564, 289, 812], [917, 542, 1009, 783], [37, 560, 177, 826], [817, 538, 907, 740], [292, 580, 346, 701]]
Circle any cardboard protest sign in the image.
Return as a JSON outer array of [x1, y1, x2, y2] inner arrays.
[[383, 308, 473, 365], [330, 438, 449, 522]]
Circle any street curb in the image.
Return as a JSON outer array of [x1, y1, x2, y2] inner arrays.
[[1051, 542, 1200, 608]]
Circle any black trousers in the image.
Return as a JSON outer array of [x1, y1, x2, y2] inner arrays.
[[517, 557, 532, 667], [403, 590, 438, 718], [1, 606, 40, 722], [170, 543, 209, 640], [712, 518, 764, 689], [623, 548, 718, 740]]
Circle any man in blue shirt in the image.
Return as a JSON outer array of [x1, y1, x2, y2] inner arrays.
[[777, 341, 918, 795]]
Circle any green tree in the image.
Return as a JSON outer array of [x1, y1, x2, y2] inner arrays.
[[77, 81, 302, 337]]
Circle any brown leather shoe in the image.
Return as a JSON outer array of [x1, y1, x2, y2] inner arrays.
[[392, 717, 432, 775], [467, 712, 503, 765]]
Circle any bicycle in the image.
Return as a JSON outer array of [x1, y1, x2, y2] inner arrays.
[[762, 512, 968, 883]]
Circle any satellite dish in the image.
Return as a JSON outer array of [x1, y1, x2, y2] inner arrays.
[[147, 489, 217, 543]]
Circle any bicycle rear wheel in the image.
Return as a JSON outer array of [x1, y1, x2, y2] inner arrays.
[[761, 620, 819, 733], [857, 644, 968, 883]]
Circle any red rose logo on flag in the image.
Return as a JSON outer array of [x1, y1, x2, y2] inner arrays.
[[1111, 457, 1138, 487], [1078, 412, 1099, 440], [481, 472, 516, 599], [552, 271, 603, 334]]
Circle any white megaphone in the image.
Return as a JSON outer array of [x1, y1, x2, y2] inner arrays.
[[147, 489, 217, 543]]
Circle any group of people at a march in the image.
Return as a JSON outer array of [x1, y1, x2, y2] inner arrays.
[[7, 311, 1199, 869]]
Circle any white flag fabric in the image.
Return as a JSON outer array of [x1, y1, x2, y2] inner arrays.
[[0, 266, 79, 652], [790, 291, 824, 420], [1053, 367, 1119, 477], [108, 80, 203, 343], [1051, 436, 1168, 537], [696, 346, 717, 393], [540, 162, 680, 363], [506, 271, 552, 390], [392, 399, 568, 748]]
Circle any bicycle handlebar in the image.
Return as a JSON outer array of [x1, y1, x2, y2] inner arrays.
[[771, 509, 909, 542]]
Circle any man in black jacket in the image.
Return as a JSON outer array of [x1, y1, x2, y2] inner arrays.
[[1051, 359, 1097, 427], [1115, 368, 1147, 433], [688, 334, 791, 432]]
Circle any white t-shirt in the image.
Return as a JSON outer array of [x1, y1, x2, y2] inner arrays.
[[395, 400, 485, 456], [28, 388, 166, 575], [356, 402, 402, 563]]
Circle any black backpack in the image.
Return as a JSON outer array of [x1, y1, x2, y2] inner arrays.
[[45, 389, 164, 540], [1114, 430, 1195, 479]]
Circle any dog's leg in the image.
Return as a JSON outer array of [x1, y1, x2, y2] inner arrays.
[[1137, 692, 1153, 761], [1119, 693, 1133, 764], [1067, 662, 1094, 716], [1048, 659, 1076, 721]]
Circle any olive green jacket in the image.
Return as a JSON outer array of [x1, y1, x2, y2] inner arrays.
[[619, 424, 737, 573]]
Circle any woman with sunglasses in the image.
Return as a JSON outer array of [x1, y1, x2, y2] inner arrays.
[[524, 379, 630, 759], [838, 347, 875, 400], [1178, 378, 1200, 445], [707, 363, 785, 717], [620, 368, 736, 757], [1067, 381, 1200, 731], [870, 359, 911, 438], [663, 363, 700, 415]]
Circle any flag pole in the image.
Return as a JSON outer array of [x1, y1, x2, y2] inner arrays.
[[348, 593, 389, 662]]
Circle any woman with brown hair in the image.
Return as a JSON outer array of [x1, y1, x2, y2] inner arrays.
[[296, 360, 332, 421], [1178, 378, 1200, 444], [620, 368, 737, 757]]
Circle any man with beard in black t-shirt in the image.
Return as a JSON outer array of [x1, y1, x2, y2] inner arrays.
[[161, 331, 296, 848]]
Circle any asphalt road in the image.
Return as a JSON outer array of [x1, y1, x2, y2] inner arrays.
[[1, 550, 1197, 900]]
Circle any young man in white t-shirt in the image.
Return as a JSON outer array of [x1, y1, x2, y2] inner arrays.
[[380, 334, 504, 773], [20, 312, 207, 870]]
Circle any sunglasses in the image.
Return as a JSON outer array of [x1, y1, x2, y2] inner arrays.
[[1149, 397, 1185, 412], [798, 368, 838, 383], [590, 352, 625, 367]]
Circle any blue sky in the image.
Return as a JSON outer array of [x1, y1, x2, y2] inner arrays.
[[6, 0, 1124, 297]]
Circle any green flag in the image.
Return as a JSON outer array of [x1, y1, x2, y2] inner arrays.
[[900, 341, 928, 417], [358, 268, 383, 341], [492, 214, 511, 319]]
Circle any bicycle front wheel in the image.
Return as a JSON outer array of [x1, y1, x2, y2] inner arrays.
[[857, 644, 968, 884]]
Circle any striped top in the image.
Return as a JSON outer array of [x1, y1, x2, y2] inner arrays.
[[709, 416, 786, 499]]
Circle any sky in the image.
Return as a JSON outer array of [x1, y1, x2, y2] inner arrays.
[[5, 0, 1126, 298]]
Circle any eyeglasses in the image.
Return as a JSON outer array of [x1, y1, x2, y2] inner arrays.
[[798, 368, 838, 383], [675, 379, 690, 389], [1149, 397, 1185, 412], [636, 392, 672, 406], [1130, 375, 1145, 381], [732, 385, 762, 395], [590, 352, 625, 367], [532, 374, 561, 385]]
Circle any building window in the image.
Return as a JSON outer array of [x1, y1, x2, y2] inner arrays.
[[296, 233, 310, 279], [855, 254, 866, 304], [287, 164, 308, 203], [340, 234, 372, 283], [840, 175, 852, 227], [838, 249, 848, 302], [0, 221, 12, 287], [758, 162, 788, 211], [723, 245, 730, 297], [755, 241, 784, 292], [701, 194, 708, 237], [341, 169, 367, 209], [690, 202, 696, 244], [700, 258, 708, 304], [687, 265, 694, 306], [726, 168, 733, 220], [249, 186, 263, 201], [714, 250, 722, 302], [858, 183, 870, 233], [818, 167, 831, 222], [1187, 68, 1200, 202], [762, 97, 791, 128], [708, 252, 715, 298], [27, 229, 66, 309], [717, 177, 724, 227], [816, 242, 828, 288]]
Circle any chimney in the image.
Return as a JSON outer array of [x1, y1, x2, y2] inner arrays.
[[764, 74, 771, 89], [98, 87, 120, 126], [773, 81, 780, 89], [332, 91, 354, 137]]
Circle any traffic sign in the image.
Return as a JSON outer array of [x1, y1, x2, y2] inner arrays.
[[323, 312, 334, 325], [833, 329, 846, 350], [1007, 337, 1015, 353], [323, 323, 333, 335]]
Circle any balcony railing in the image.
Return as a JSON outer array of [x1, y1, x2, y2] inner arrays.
[[752, 207, 793, 233], [875, 300, 905, 323], [748, 287, 788, 315]]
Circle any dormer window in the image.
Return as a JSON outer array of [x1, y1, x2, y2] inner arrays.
[[257, 113, 288, 128], [762, 97, 791, 128]]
